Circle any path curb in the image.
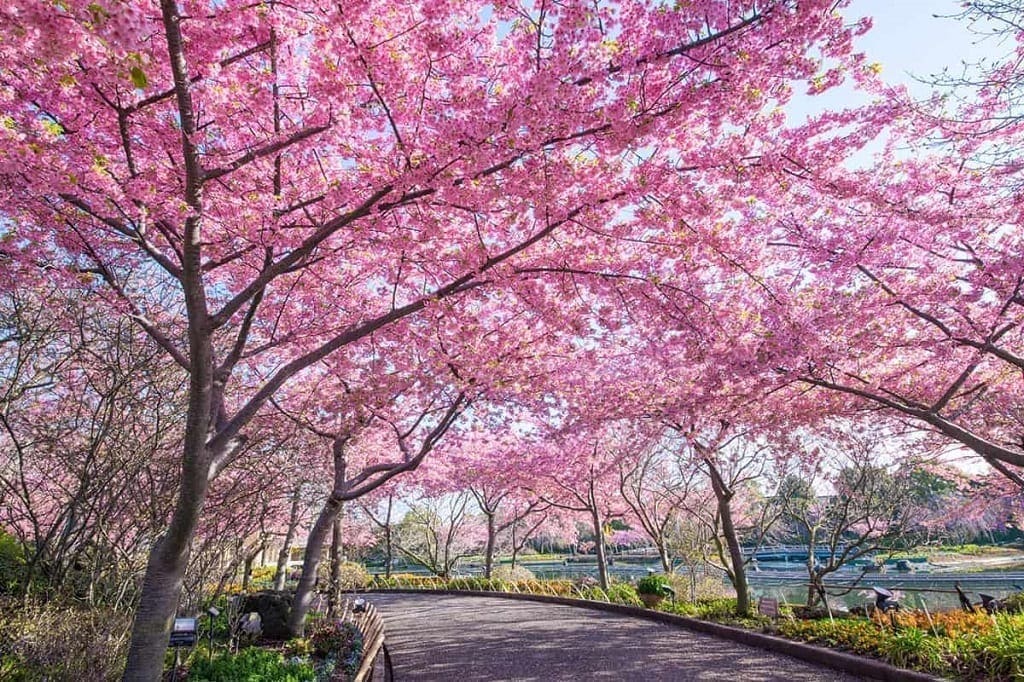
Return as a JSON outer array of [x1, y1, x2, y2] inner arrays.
[[363, 589, 944, 682]]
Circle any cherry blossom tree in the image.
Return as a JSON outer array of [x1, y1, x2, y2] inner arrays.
[[443, 430, 551, 577], [530, 423, 633, 590], [746, 11, 1024, 486], [0, 286, 185, 604], [617, 433, 691, 573], [0, 1, 884, 674], [280, 382, 469, 634]]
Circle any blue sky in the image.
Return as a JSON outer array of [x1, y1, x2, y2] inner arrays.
[[786, 2, 1008, 134], [851, 0, 1003, 94]]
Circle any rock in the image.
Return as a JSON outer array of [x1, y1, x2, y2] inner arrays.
[[241, 591, 293, 640]]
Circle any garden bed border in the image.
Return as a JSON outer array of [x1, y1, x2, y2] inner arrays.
[[361, 588, 942, 682]]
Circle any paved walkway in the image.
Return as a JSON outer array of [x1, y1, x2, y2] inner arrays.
[[369, 593, 869, 681]]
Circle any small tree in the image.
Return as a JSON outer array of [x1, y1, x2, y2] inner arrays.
[[391, 492, 486, 578], [775, 428, 923, 607]]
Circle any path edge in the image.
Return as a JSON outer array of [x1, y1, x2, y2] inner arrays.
[[362, 588, 944, 682]]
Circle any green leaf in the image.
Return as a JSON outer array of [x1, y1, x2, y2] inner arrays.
[[130, 66, 148, 90]]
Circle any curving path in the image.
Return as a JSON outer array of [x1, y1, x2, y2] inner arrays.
[[369, 593, 869, 681]]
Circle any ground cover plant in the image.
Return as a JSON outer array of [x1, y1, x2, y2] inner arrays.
[[160, 615, 363, 682], [186, 648, 316, 682]]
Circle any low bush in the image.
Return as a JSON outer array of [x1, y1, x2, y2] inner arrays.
[[0, 531, 27, 595], [604, 582, 641, 607], [636, 574, 671, 596], [653, 596, 773, 631], [307, 618, 362, 658], [318, 561, 371, 591], [688, 597, 740, 620], [336, 562, 371, 590], [491, 564, 535, 582], [0, 598, 132, 681]]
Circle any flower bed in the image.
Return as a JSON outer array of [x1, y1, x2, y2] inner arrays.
[[775, 610, 1024, 680], [174, 611, 363, 681]]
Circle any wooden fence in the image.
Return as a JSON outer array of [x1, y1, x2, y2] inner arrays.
[[330, 597, 391, 682]]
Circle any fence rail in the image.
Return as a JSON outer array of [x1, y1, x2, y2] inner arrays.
[[323, 597, 391, 682]]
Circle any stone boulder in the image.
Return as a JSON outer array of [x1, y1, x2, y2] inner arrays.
[[240, 590, 293, 640]]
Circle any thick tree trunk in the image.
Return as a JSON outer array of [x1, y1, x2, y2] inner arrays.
[[328, 516, 343, 617], [701, 453, 749, 616], [658, 543, 672, 574], [289, 434, 350, 635], [122, 457, 211, 681], [716, 493, 749, 615], [590, 506, 609, 590], [288, 497, 341, 636], [274, 490, 303, 591], [484, 512, 496, 579]]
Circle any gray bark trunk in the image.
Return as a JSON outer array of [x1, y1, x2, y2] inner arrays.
[[328, 516, 343, 616], [484, 512, 496, 579], [122, 456, 211, 680], [289, 434, 348, 636], [706, 458, 749, 615], [274, 490, 303, 591], [590, 505, 609, 590], [287, 498, 339, 635]]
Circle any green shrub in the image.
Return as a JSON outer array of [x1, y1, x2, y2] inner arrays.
[[0, 531, 26, 595], [882, 627, 947, 674], [188, 647, 315, 682], [317, 561, 371, 590], [658, 595, 770, 625], [605, 583, 641, 607], [636, 574, 672, 596], [336, 562, 371, 590], [691, 597, 739, 619], [577, 586, 609, 602], [961, 614, 1024, 680]]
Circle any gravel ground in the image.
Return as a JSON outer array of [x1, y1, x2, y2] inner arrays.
[[369, 593, 870, 681]]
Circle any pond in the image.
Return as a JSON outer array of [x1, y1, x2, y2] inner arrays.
[[371, 555, 1024, 612]]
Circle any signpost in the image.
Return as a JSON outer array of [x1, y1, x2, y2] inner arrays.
[[168, 617, 198, 682], [757, 596, 780, 619], [170, 617, 198, 647]]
